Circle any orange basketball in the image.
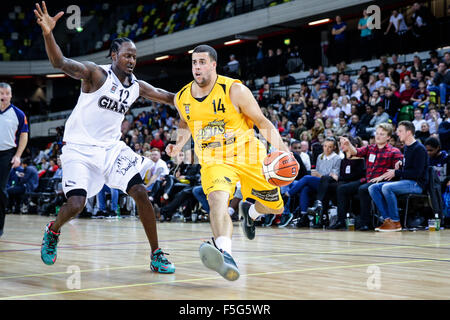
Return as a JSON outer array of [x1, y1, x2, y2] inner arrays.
[[262, 151, 299, 187]]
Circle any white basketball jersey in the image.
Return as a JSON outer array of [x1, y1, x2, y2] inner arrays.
[[63, 65, 140, 147]]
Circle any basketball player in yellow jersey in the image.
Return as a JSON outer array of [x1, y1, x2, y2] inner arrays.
[[166, 45, 297, 281]]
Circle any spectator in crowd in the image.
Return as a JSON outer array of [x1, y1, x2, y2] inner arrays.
[[427, 62, 450, 106], [225, 54, 240, 78], [412, 108, 427, 132], [368, 90, 382, 109], [340, 123, 403, 230], [411, 80, 430, 112], [369, 121, 428, 232], [424, 137, 449, 188], [6, 158, 38, 214], [411, 2, 435, 50], [331, 15, 348, 64], [348, 114, 361, 138], [95, 185, 120, 218], [384, 9, 408, 54], [158, 152, 201, 222], [359, 105, 375, 139], [358, 9, 373, 61], [387, 66, 400, 86], [359, 65, 371, 85], [399, 79, 416, 106], [426, 107, 442, 135], [366, 105, 390, 135], [376, 72, 391, 90], [415, 121, 431, 144], [383, 87, 401, 120], [274, 140, 309, 227], [438, 105, 450, 151], [284, 137, 341, 227], [144, 148, 170, 193], [150, 132, 165, 153], [327, 135, 366, 229]]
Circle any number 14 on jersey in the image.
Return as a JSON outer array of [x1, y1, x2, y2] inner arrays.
[[212, 99, 226, 114]]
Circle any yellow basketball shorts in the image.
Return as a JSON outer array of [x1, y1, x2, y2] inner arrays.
[[200, 161, 284, 211]]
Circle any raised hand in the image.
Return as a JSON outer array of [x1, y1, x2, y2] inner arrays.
[[34, 1, 64, 35]]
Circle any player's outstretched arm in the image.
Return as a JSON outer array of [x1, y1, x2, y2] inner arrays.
[[34, 2, 97, 81], [138, 80, 175, 106], [230, 83, 290, 153]]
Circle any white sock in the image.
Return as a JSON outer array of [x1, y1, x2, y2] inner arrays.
[[228, 207, 235, 216], [248, 204, 263, 221], [215, 236, 232, 255]]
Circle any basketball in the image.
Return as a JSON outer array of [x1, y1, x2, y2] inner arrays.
[[262, 151, 299, 187]]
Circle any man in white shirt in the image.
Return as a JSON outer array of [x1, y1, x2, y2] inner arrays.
[[385, 10, 408, 35], [426, 107, 442, 134], [375, 72, 391, 89], [299, 140, 312, 172], [325, 100, 341, 123], [146, 148, 169, 191], [412, 108, 427, 132]]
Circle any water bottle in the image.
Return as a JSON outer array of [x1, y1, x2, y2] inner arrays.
[[116, 207, 121, 219], [435, 213, 440, 231]]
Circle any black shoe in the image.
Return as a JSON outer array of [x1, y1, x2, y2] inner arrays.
[[328, 220, 346, 230], [230, 211, 239, 222], [357, 225, 371, 231], [92, 210, 106, 219], [239, 201, 255, 240], [295, 214, 309, 228]]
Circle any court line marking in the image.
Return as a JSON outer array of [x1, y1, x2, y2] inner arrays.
[[1, 241, 448, 281], [1, 257, 448, 300]]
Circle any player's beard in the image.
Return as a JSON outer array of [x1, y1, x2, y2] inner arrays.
[[194, 73, 211, 88]]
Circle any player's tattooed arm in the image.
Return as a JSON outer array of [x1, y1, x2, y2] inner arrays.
[[35, 2, 102, 84], [138, 80, 175, 106]]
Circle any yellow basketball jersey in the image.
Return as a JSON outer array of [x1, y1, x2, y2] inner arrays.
[[176, 75, 265, 166]]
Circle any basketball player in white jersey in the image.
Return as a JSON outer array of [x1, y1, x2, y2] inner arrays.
[[35, 2, 175, 273]]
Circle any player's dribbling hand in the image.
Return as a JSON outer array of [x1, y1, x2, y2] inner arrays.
[[34, 1, 64, 35]]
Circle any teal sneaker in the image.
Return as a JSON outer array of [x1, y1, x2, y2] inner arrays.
[[199, 239, 240, 281], [41, 221, 60, 265], [150, 248, 175, 273]]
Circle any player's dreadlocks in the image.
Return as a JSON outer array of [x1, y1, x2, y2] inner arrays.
[[107, 37, 133, 58]]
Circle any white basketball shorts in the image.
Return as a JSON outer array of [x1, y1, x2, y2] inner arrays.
[[60, 141, 147, 198]]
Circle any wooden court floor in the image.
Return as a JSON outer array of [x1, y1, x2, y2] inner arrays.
[[1, 214, 450, 300]]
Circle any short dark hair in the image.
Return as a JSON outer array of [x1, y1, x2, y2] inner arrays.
[[398, 120, 416, 134], [424, 136, 440, 149], [192, 44, 217, 62], [107, 37, 134, 58]]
